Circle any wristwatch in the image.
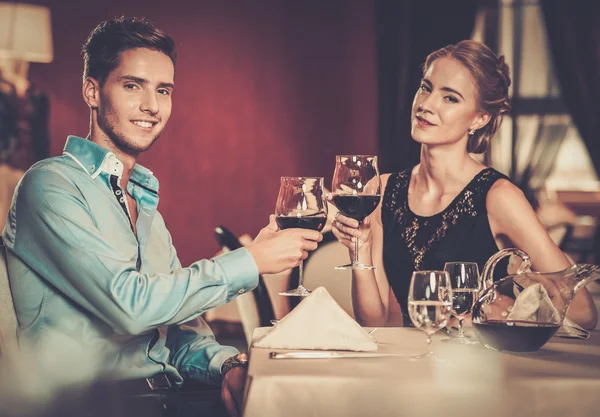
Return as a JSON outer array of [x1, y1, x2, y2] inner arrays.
[[221, 353, 249, 376]]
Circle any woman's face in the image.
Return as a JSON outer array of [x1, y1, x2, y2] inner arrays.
[[411, 57, 489, 149]]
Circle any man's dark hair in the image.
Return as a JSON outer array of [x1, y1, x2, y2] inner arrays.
[[81, 16, 177, 84]]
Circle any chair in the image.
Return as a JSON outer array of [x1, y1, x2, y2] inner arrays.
[[0, 239, 18, 358], [213, 226, 276, 346], [303, 231, 354, 317], [560, 222, 600, 264], [546, 221, 575, 251]]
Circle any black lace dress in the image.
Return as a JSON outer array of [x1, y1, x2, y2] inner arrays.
[[381, 167, 509, 323]]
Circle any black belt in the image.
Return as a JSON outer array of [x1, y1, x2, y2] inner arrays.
[[115, 373, 178, 397], [113, 374, 222, 399], [49, 374, 224, 417]]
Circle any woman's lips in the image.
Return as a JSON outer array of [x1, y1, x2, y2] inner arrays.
[[415, 115, 435, 128]]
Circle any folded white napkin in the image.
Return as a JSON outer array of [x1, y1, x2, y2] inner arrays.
[[253, 287, 377, 351], [506, 283, 589, 339]]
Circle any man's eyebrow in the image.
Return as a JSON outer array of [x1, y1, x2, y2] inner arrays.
[[117, 75, 175, 90], [118, 75, 147, 84], [158, 81, 175, 90], [422, 78, 464, 100]]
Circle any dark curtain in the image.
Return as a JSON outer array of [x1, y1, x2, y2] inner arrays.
[[541, 0, 600, 175], [375, 0, 479, 173]]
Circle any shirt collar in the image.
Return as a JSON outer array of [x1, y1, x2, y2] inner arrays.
[[62, 135, 159, 193]]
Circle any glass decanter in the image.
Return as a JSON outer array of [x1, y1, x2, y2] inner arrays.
[[472, 248, 599, 352]]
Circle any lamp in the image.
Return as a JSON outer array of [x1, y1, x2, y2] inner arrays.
[[0, 3, 53, 169], [0, 2, 53, 63]]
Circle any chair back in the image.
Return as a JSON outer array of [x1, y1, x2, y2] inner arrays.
[[303, 232, 354, 317], [213, 226, 276, 345], [546, 222, 575, 251], [0, 240, 18, 357]]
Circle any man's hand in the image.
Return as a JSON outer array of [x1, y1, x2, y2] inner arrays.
[[247, 215, 323, 275], [221, 366, 247, 417]]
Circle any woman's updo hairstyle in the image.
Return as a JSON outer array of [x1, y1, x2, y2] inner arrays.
[[423, 40, 511, 154]]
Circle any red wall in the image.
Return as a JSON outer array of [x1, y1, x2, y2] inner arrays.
[[29, 0, 377, 265]]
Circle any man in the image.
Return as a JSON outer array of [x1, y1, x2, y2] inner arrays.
[[1, 17, 321, 417]]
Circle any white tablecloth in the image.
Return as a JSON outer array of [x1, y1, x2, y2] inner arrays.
[[243, 327, 600, 417]]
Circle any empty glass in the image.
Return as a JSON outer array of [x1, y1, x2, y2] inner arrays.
[[408, 270, 453, 359]]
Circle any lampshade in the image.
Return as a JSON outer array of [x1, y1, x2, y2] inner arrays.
[[0, 2, 53, 63]]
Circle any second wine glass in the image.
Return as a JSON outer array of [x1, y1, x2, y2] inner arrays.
[[331, 155, 381, 270], [275, 177, 328, 297], [442, 262, 480, 344], [408, 270, 453, 360]]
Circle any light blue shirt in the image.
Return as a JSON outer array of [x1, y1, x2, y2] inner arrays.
[[2, 135, 258, 385]]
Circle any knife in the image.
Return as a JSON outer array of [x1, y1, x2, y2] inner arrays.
[[269, 351, 408, 359]]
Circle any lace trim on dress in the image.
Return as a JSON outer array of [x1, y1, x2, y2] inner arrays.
[[383, 168, 505, 270]]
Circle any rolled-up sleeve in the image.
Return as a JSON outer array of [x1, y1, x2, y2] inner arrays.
[[162, 216, 253, 384], [166, 318, 238, 384]]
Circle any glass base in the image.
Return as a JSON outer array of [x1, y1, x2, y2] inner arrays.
[[441, 334, 478, 345], [335, 263, 376, 270], [410, 350, 443, 361], [279, 285, 311, 297]]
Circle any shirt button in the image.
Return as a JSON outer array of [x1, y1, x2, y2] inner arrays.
[[238, 289, 245, 294]]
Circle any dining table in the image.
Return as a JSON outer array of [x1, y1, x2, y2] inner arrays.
[[242, 326, 600, 417]]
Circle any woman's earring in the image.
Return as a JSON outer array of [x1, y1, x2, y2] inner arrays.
[[468, 128, 476, 136]]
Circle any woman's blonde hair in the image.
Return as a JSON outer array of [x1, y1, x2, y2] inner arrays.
[[423, 40, 511, 154]]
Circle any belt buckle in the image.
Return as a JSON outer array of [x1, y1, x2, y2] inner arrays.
[[146, 373, 172, 391]]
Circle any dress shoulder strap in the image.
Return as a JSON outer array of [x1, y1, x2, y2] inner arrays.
[[464, 168, 510, 213], [381, 168, 411, 225]]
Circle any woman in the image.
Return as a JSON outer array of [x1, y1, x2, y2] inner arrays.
[[332, 40, 597, 330]]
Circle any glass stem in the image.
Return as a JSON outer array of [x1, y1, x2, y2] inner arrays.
[[297, 260, 305, 288], [457, 318, 465, 337], [426, 334, 433, 355], [352, 221, 360, 265]]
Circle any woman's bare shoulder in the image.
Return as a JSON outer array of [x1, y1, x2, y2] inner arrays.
[[486, 178, 527, 208], [486, 178, 537, 227]]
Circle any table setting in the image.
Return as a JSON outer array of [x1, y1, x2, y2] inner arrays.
[[243, 284, 600, 417], [241, 154, 600, 417]]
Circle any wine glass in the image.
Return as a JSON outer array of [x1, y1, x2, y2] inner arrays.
[[408, 270, 453, 360], [331, 155, 381, 269], [442, 262, 480, 344], [275, 177, 328, 296]]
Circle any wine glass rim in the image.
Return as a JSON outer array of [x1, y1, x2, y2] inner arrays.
[[411, 270, 448, 275], [279, 176, 325, 180], [443, 262, 479, 266], [335, 154, 377, 158]]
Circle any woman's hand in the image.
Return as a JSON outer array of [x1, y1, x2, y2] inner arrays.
[[330, 209, 374, 255]]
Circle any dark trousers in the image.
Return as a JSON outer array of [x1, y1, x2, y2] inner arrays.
[[15, 380, 228, 417], [113, 391, 229, 417]]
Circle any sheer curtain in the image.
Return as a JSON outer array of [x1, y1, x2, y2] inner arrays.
[[541, 0, 600, 175]]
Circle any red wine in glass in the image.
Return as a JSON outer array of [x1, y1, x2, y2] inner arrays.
[[276, 215, 327, 231], [331, 155, 381, 270], [473, 320, 560, 352], [331, 195, 380, 222]]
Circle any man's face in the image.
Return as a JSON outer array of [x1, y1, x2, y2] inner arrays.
[[94, 48, 175, 155]]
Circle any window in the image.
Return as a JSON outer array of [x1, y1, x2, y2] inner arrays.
[[473, 0, 598, 193]]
